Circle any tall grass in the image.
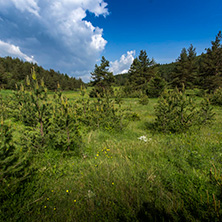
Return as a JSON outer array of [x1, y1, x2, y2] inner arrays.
[[0, 89, 222, 221]]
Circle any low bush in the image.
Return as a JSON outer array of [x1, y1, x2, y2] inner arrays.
[[0, 122, 32, 211], [139, 94, 149, 105], [77, 94, 126, 132], [210, 87, 222, 106], [146, 74, 167, 98], [89, 86, 114, 98], [153, 86, 214, 133]]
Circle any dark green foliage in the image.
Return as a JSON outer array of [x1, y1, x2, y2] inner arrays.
[[0, 122, 31, 202], [198, 97, 215, 125], [113, 73, 129, 86], [9, 69, 82, 152], [128, 50, 156, 92], [15, 70, 52, 146], [155, 62, 176, 83], [112, 31, 222, 92], [114, 88, 124, 104], [13, 84, 39, 127], [139, 94, 149, 105], [146, 73, 167, 98], [0, 56, 85, 90], [171, 44, 198, 89], [153, 86, 214, 133], [113, 63, 176, 88], [199, 31, 222, 92], [89, 86, 114, 98], [124, 112, 140, 121], [78, 93, 126, 132], [0, 94, 10, 121], [48, 87, 82, 152], [90, 56, 115, 97], [210, 87, 222, 106]]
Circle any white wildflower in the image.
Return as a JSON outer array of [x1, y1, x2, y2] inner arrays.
[[87, 190, 96, 198], [138, 136, 152, 142], [138, 135, 147, 142]]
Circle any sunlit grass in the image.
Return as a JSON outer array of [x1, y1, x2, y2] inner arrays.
[[1, 89, 222, 221]]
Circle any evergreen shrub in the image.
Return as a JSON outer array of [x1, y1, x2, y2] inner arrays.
[[210, 87, 222, 106], [139, 94, 149, 105], [89, 86, 114, 98], [153, 86, 214, 133], [79, 93, 126, 132], [0, 122, 31, 201], [146, 74, 167, 98], [11, 69, 82, 153]]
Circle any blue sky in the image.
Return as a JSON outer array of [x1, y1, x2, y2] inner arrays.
[[0, 0, 221, 82]]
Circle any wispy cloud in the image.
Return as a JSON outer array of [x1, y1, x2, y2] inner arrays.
[[0, 0, 109, 77], [0, 40, 36, 63]]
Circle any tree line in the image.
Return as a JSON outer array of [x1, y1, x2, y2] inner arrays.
[[1, 31, 221, 94], [90, 31, 222, 97], [0, 57, 85, 90]]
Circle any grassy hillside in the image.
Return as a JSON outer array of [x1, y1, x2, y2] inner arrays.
[[0, 56, 85, 90], [1, 88, 222, 221]]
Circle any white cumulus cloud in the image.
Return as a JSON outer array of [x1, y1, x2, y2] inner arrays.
[[110, 50, 135, 75], [0, 0, 40, 16], [0, 0, 109, 79], [0, 40, 36, 63]]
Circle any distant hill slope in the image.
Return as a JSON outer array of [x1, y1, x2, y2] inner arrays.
[[113, 55, 204, 86], [0, 56, 85, 90], [113, 62, 177, 86]]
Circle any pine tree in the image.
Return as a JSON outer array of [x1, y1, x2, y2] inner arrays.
[[199, 31, 222, 92], [90, 56, 115, 97], [128, 50, 155, 91], [128, 58, 142, 90], [146, 73, 167, 98], [171, 45, 197, 89], [154, 85, 214, 133], [187, 44, 198, 87]]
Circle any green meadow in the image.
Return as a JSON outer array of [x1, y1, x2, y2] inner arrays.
[[1, 86, 222, 222]]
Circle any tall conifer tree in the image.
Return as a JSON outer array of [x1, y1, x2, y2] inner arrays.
[[90, 56, 115, 97], [128, 50, 155, 91], [171, 45, 197, 89], [199, 31, 222, 91]]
